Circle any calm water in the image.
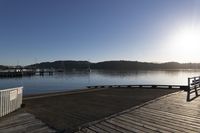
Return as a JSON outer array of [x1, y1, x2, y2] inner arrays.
[[0, 69, 200, 95]]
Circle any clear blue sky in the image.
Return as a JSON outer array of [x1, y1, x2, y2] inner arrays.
[[0, 0, 200, 65]]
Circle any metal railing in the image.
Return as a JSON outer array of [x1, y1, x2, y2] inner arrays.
[[187, 77, 200, 101], [0, 87, 23, 117]]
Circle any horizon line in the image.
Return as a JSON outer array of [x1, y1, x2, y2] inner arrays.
[[1, 60, 200, 67]]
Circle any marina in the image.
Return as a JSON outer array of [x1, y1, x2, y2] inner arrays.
[[0, 69, 54, 78]]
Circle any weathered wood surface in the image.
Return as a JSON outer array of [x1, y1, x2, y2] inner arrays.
[[76, 91, 200, 133], [23, 88, 177, 132], [0, 112, 55, 133]]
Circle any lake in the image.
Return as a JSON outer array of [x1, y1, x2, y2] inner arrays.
[[0, 69, 200, 95]]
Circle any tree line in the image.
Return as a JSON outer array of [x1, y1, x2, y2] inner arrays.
[[1, 60, 200, 70]]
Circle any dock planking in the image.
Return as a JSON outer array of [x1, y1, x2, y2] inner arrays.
[[23, 87, 178, 132], [76, 91, 200, 133], [0, 112, 55, 133]]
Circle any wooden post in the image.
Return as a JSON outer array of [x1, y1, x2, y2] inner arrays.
[[187, 78, 190, 101], [199, 76, 200, 87], [194, 77, 198, 96]]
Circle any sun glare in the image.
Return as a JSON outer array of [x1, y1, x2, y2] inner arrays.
[[167, 26, 200, 62], [173, 28, 200, 52]]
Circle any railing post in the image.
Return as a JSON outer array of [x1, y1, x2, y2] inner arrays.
[[187, 78, 190, 101], [194, 77, 198, 96], [199, 76, 200, 87]]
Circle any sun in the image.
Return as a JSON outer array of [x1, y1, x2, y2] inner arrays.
[[167, 26, 200, 62], [172, 28, 200, 52]]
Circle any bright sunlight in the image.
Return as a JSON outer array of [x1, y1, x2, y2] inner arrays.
[[172, 27, 200, 52], [167, 26, 200, 62]]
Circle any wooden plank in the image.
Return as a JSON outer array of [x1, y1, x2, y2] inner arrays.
[[0, 113, 55, 133], [136, 108, 200, 128], [145, 101, 200, 113], [106, 118, 139, 133], [109, 117, 152, 133], [141, 107, 200, 126], [94, 123, 122, 133], [88, 125, 110, 133], [100, 121, 134, 133], [80, 128, 97, 133], [119, 114, 182, 133], [113, 115, 158, 133], [126, 111, 199, 132], [144, 104, 200, 119], [77, 91, 200, 132]]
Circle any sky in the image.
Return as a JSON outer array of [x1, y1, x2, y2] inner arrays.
[[1, 0, 200, 65]]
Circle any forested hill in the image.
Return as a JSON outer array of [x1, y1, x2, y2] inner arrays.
[[26, 61, 90, 70], [25, 60, 200, 70]]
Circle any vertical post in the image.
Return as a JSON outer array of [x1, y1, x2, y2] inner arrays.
[[187, 78, 190, 101], [194, 77, 198, 96], [199, 76, 200, 87], [0, 91, 2, 117]]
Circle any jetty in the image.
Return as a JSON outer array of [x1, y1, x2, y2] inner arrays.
[[76, 90, 200, 133], [0, 69, 54, 77], [1, 76, 200, 132], [22, 87, 179, 132], [0, 70, 35, 77]]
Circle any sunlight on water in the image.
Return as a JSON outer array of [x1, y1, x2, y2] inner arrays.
[[0, 69, 200, 95]]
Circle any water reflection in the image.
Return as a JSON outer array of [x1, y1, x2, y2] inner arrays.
[[0, 69, 200, 95]]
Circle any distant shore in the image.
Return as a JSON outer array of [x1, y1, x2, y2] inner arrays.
[[2, 60, 200, 70]]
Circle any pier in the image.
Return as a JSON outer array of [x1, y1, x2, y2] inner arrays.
[[0, 70, 35, 77], [76, 90, 200, 133], [0, 69, 54, 77], [1, 86, 198, 133], [1, 77, 200, 132], [22, 87, 178, 132]]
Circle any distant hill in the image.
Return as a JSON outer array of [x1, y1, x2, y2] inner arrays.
[[91, 61, 200, 70], [26, 61, 90, 70], [25, 60, 200, 70]]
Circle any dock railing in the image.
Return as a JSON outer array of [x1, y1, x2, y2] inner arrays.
[[187, 76, 200, 101], [0, 87, 23, 117]]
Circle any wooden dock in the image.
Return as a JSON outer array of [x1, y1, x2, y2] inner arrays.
[[0, 112, 55, 133], [1, 87, 197, 133], [76, 91, 200, 133], [23, 87, 177, 132]]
